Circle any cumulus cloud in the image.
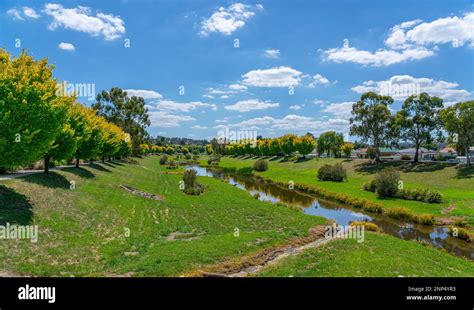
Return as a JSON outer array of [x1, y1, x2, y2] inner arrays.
[[224, 99, 279, 112], [58, 42, 75, 51], [263, 49, 280, 59], [125, 89, 163, 100], [322, 102, 354, 118], [147, 100, 217, 112], [200, 3, 263, 36], [242, 66, 303, 87], [309, 73, 330, 87], [149, 112, 195, 128], [351, 75, 471, 102], [43, 3, 126, 40], [191, 125, 208, 129], [7, 7, 40, 20], [289, 105, 302, 110]]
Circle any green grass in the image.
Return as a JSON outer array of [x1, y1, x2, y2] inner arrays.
[[257, 232, 474, 277], [202, 156, 474, 225], [0, 157, 326, 276]]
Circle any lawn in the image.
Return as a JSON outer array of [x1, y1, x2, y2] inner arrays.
[[202, 156, 474, 226], [257, 232, 474, 277], [0, 156, 326, 276]]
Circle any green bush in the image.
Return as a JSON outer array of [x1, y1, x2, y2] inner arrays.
[[166, 159, 178, 169], [253, 159, 269, 172], [159, 155, 168, 165], [385, 207, 414, 221], [362, 180, 376, 192], [185, 153, 192, 160], [350, 221, 381, 232], [449, 226, 471, 242], [373, 168, 400, 197], [414, 214, 435, 225], [182, 169, 205, 195], [396, 188, 443, 203], [317, 163, 347, 182]]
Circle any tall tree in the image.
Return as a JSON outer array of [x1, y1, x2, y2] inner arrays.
[[92, 88, 150, 155], [0, 49, 67, 170], [295, 135, 316, 158], [396, 93, 443, 162], [350, 92, 396, 162], [317, 131, 343, 157], [439, 101, 474, 165], [279, 134, 297, 156]]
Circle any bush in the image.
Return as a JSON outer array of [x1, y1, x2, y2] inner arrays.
[[166, 159, 177, 169], [401, 154, 411, 160], [373, 168, 400, 197], [317, 163, 347, 182], [449, 226, 471, 242], [385, 207, 414, 221], [362, 180, 376, 192], [193, 155, 199, 161], [414, 214, 435, 225], [396, 188, 443, 203], [454, 219, 468, 228], [207, 156, 221, 166], [362, 202, 383, 214], [237, 167, 254, 175], [350, 221, 381, 232], [185, 153, 192, 160], [253, 159, 269, 172], [159, 155, 168, 165], [182, 169, 205, 195]]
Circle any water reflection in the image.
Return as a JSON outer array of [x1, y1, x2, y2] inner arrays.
[[187, 165, 474, 260]]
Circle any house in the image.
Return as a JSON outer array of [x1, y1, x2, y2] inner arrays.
[[397, 147, 438, 161], [379, 147, 401, 161], [353, 148, 368, 159], [439, 147, 457, 159]]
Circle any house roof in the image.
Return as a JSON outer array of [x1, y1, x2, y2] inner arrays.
[[379, 147, 400, 153], [440, 147, 456, 153], [398, 147, 433, 153]]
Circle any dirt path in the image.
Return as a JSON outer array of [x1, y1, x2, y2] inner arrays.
[[187, 225, 331, 277]]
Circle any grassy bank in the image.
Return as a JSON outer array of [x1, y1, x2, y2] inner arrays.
[[257, 232, 474, 277], [0, 156, 326, 276], [202, 156, 474, 226]]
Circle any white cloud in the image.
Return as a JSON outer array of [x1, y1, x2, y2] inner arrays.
[[309, 73, 329, 87], [351, 75, 471, 102], [23, 7, 40, 19], [289, 105, 302, 111], [147, 100, 217, 112], [43, 3, 126, 41], [224, 99, 279, 112], [58, 42, 75, 51], [220, 95, 230, 99], [149, 111, 195, 128], [200, 3, 263, 36], [313, 99, 328, 105], [322, 102, 354, 118], [323, 45, 435, 66], [263, 49, 280, 59], [191, 125, 208, 129], [228, 84, 248, 91], [125, 89, 163, 100], [242, 66, 302, 87], [387, 13, 474, 49], [7, 9, 24, 20]]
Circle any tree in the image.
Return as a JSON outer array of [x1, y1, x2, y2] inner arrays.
[[0, 49, 67, 170], [72, 104, 103, 167], [317, 131, 343, 157], [350, 92, 396, 162], [341, 142, 354, 158], [439, 101, 474, 165], [295, 135, 316, 158], [269, 139, 281, 156], [396, 93, 443, 162], [279, 134, 297, 156], [92, 87, 150, 155]]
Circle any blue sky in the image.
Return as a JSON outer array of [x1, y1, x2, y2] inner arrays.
[[1, 0, 473, 141]]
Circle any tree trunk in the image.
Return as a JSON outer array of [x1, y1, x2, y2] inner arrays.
[[76, 158, 80, 168], [90, 158, 93, 165], [102, 156, 105, 163], [466, 146, 471, 166], [414, 143, 420, 163], [44, 156, 50, 174]]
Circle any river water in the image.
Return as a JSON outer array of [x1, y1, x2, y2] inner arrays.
[[186, 165, 474, 260]]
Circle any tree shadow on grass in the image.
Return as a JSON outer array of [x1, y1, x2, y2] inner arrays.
[[102, 162, 117, 169], [62, 167, 95, 179], [455, 165, 474, 179], [88, 164, 112, 173], [20, 171, 71, 189], [295, 157, 313, 163], [355, 161, 449, 175], [0, 185, 33, 225]]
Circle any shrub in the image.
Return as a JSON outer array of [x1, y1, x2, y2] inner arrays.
[[362, 202, 383, 214], [373, 168, 400, 197], [159, 155, 168, 165], [449, 226, 471, 242], [193, 155, 199, 161], [253, 159, 269, 172], [182, 169, 205, 195], [317, 163, 347, 182], [401, 154, 411, 160], [414, 214, 435, 225], [166, 159, 178, 169], [207, 156, 221, 166], [237, 167, 253, 175], [396, 188, 443, 203], [454, 219, 468, 228], [362, 180, 376, 192], [350, 221, 381, 232], [385, 207, 414, 221], [185, 153, 192, 160]]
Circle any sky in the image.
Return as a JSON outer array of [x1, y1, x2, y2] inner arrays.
[[1, 0, 473, 141]]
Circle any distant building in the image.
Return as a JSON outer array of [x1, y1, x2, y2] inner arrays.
[[398, 147, 438, 161]]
